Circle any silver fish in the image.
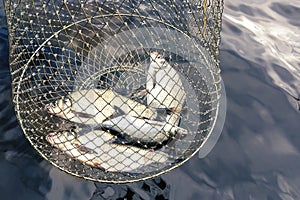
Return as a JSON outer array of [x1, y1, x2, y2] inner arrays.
[[45, 89, 157, 124], [46, 129, 169, 172], [142, 52, 186, 111], [46, 131, 105, 170], [101, 112, 188, 146]]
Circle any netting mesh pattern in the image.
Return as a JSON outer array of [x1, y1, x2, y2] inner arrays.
[[5, 0, 223, 183]]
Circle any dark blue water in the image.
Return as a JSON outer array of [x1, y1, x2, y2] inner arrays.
[[1, 1, 300, 200]]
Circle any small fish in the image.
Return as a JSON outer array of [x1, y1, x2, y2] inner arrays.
[[136, 52, 186, 111], [46, 129, 170, 172], [101, 112, 188, 147], [45, 89, 158, 124]]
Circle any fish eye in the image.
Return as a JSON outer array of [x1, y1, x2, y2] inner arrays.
[[50, 102, 57, 108], [64, 98, 72, 107], [61, 97, 69, 105]]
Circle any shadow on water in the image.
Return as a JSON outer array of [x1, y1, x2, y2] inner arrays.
[[91, 178, 170, 200], [1, 1, 300, 200]]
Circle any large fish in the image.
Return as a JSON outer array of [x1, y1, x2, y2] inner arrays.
[[46, 129, 169, 172], [45, 89, 157, 124], [101, 112, 188, 147]]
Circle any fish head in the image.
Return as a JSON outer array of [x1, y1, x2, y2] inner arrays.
[[46, 131, 76, 145], [45, 97, 72, 117], [150, 52, 167, 68]]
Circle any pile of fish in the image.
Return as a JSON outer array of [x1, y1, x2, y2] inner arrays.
[[45, 52, 188, 173]]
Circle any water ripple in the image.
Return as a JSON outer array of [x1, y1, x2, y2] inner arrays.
[[222, 0, 300, 109]]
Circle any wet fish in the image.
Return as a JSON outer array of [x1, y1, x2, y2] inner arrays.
[[45, 89, 157, 124], [101, 112, 188, 147], [46, 129, 169, 172], [142, 52, 186, 111], [46, 130, 105, 170]]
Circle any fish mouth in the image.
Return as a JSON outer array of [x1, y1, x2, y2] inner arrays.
[[150, 51, 160, 59], [151, 51, 159, 56], [44, 102, 61, 115], [93, 162, 106, 171]]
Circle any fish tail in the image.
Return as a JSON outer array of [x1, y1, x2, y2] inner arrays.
[[149, 151, 169, 163], [176, 127, 188, 137], [91, 159, 106, 171]]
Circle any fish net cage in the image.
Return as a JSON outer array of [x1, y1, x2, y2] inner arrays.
[[5, 0, 224, 183]]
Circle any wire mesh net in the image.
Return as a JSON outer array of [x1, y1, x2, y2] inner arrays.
[[5, 0, 223, 183]]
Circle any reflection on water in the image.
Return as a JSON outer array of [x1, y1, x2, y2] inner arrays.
[[1, 0, 300, 199], [222, 0, 300, 110], [91, 178, 170, 200]]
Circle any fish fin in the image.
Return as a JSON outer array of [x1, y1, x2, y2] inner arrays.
[[131, 88, 148, 99], [73, 111, 95, 118], [167, 106, 187, 114], [110, 137, 132, 145], [109, 136, 154, 148], [92, 162, 106, 171], [95, 165, 106, 171], [113, 105, 126, 115], [111, 138, 163, 150], [77, 145, 97, 154], [166, 108, 174, 115]]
